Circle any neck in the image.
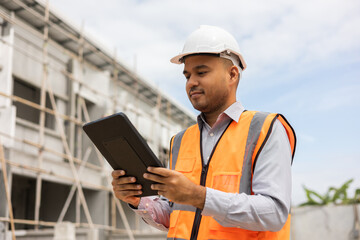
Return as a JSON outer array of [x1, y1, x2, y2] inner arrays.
[[203, 100, 236, 127], [203, 112, 220, 128]]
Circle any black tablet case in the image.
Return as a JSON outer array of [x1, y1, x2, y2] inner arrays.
[[83, 113, 163, 197]]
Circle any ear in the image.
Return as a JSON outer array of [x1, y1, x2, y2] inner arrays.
[[229, 66, 239, 86]]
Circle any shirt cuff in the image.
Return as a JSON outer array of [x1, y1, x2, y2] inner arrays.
[[202, 187, 232, 222], [129, 197, 169, 232]]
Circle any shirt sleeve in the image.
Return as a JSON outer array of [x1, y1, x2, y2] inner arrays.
[[130, 196, 171, 232], [201, 119, 292, 231]]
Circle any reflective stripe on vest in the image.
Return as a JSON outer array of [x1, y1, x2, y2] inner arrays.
[[168, 111, 296, 240], [171, 111, 270, 196]]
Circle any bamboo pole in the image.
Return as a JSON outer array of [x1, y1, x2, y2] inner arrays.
[[111, 48, 118, 114], [80, 98, 104, 166], [57, 147, 91, 222], [4, 158, 111, 192], [0, 217, 129, 233], [76, 95, 83, 158], [0, 130, 102, 171], [111, 197, 116, 229], [75, 189, 80, 224], [75, 21, 85, 162], [112, 189, 135, 240], [45, 75, 94, 227], [155, 90, 162, 159], [81, 92, 137, 240], [0, 141, 16, 240], [0, 91, 81, 125], [34, 0, 50, 228], [93, 46, 135, 239]]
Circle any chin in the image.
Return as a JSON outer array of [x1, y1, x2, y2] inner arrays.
[[192, 104, 207, 113], [190, 100, 209, 112]]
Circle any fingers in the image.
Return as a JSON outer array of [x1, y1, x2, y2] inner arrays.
[[150, 183, 167, 198], [151, 183, 166, 191], [112, 179, 142, 205], [112, 170, 125, 178], [112, 176, 136, 185], [113, 191, 141, 207], [113, 182, 142, 190], [143, 172, 165, 183], [115, 190, 143, 197], [112, 176, 141, 192], [147, 167, 172, 177], [111, 170, 142, 198]]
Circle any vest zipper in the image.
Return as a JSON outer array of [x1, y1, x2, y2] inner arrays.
[[190, 164, 208, 240], [189, 122, 232, 240]]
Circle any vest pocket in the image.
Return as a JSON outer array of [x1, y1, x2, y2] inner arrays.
[[208, 218, 259, 239], [168, 210, 195, 239], [207, 173, 258, 239], [175, 157, 196, 173], [210, 172, 241, 193]]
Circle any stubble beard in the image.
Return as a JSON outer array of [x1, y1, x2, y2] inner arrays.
[[191, 88, 230, 114]]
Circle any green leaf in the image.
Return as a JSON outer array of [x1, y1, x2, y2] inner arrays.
[[302, 186, 326, 205], [299, 179, 359, 207], [331, 179, 353, 204]]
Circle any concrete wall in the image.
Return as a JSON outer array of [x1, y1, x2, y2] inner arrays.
[[12, 25, 69, 98], [0, 17, 14, 108], [291, 204, 360, 240]]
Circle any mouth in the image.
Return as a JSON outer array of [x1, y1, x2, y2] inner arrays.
[[189, 90, 204, 98]]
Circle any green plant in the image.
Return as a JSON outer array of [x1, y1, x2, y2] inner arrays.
[[299, 179, 360, 206]]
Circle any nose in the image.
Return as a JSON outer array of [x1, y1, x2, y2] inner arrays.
[[186, 75, 199, 89]]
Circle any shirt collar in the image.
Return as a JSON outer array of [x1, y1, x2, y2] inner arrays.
[[196, 101, 245, 130]]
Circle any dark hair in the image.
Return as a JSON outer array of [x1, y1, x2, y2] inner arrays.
[[180, 53, 220, 63]]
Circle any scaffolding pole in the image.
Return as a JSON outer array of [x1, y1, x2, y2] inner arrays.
[[34, 0, 49, 229], [46, 76, 94, 227], [0, 140, 16, 240], [81, 93, 135, 240]]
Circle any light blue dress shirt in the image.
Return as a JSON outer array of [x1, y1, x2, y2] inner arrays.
[[132, 101, 292, 232]]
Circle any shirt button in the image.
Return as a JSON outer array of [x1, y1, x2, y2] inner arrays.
[[210, 133, 214, 137]]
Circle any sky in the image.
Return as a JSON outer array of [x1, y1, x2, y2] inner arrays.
[[49, 0, 360, 205]]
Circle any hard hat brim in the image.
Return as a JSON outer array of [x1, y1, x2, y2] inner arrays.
[[170, 51, 247, 70]]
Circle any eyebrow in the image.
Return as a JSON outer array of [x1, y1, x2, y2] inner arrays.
[[183, 65, 210, 75]]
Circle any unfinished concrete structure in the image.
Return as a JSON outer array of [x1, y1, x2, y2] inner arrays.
[[0, 0, 195, 239]]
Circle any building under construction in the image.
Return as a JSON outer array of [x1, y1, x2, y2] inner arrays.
[[0, 0, 195, 239]]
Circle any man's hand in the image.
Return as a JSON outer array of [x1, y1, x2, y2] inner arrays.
[[111, 170, 142, 208], [144, 167, 206, 209]]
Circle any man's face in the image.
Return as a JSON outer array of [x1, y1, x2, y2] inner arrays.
[[183, 55, 232, 114]]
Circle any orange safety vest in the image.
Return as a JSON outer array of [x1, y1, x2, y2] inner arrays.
[[167, 111, 296, 240]]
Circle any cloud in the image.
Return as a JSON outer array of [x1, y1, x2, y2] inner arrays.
[[50, 0, 360, 94], [241, 0, 360, 85]]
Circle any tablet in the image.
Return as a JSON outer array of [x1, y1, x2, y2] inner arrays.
[[83, 112, 163, 197]]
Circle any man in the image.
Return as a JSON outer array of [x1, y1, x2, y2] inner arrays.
[[112, 25, 296, 240]]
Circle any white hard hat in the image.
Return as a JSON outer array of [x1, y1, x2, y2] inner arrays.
[[170, 25, 246, 70]]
